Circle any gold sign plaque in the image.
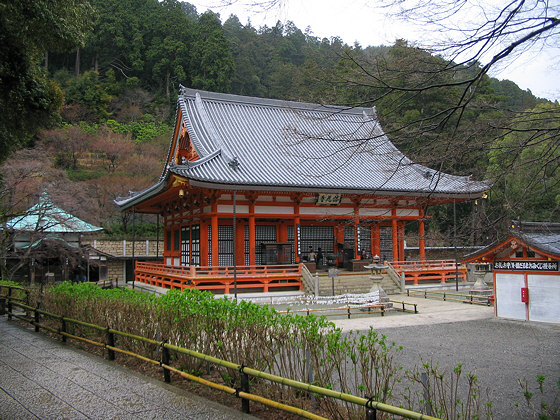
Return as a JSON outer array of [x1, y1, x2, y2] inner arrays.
[[317, 193, 342, 206]]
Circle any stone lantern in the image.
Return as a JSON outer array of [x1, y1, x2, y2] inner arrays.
[[364, 255, 388, 297]]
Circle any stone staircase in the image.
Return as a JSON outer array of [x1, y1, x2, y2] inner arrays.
[[313, 271, 402, 296]]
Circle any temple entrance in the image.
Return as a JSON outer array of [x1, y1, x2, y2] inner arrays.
[[181, 224, 200, 266], [262, 243, 292, 265], [300, 226, 335, 263], [380, 226, 393, 262]]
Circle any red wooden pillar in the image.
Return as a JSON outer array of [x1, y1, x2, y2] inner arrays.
[[398, 222, 405, 262], [392, 209, 398, 263], [200, 220, 209, 266], [335, 224, 344, 248], [372, 223, 380, 258], [249, 199, 256, 266], [332, 223, 342, 265], [419, 217, 426, 261], [211, 201, 219, 266], [278, 221, 288, 243]]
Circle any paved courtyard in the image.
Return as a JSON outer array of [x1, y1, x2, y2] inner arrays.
[[0, 316, 256, 420], [333, 296, 560, 419]]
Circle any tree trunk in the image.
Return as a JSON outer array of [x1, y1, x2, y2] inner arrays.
[[44, 51, 48, 69], [94, 51, 99, 73], [75, 48, 80, 77], [166, 69, 170, 99]]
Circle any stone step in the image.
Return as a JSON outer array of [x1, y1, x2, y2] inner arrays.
[[314, 273, 401, 296]]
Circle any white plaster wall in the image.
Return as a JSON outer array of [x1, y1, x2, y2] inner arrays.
[[396, 209, 420, 217], [217, 204, 250, 214], [299, 206, 354, 216], [359, 208, 391, 217], [528, 274, 560, 323], [496, 273, 526, 320], [254, 205, 293, 215]]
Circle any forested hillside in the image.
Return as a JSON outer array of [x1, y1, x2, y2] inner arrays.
[[1, 0, 558, 245]]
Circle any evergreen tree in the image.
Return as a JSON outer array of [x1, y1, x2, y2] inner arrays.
[[190, 11, 234, 92], [0, 0, 93, 162]]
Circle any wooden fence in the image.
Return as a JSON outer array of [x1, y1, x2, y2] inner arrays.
[[1, 284, 437, 420], [390, 260, 467, 285], [407, 288, 493, 306], [135, 262, 302, 293]]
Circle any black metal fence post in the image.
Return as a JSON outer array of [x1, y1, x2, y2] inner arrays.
[[106, 328, 115, 361], [366, 397, 377, 420], [34, 306, 40, 332], [60, 317, 67, 343], [7, 287, 12, 320], [162, 343, 171, 383], [240, 366, 250, 413]]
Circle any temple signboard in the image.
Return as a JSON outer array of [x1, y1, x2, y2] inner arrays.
[[494, 261, 558, 271], [317, 193, 342, 206]]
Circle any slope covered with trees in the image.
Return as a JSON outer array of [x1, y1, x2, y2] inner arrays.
[[1, 0, 557, 247]]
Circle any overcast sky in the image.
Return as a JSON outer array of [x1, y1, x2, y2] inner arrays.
[[190, 0, 560, 102]]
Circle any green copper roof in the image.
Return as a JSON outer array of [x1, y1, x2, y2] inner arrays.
[[5, 192, 103, 233]]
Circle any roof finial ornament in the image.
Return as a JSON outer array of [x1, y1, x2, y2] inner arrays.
[[228, 157, 240, 170]]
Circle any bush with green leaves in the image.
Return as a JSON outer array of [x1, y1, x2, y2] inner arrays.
[[31, 282, 504, 419], [515, 375, 560, 420]]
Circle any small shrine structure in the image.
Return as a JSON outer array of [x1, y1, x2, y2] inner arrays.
[[4, 192, 104, 283], [462, 221, 560, 323], [116, 87, 489, 293]]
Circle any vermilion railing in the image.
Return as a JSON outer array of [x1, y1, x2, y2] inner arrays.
[[135, 262, 302, 294], [389, 260, 467, 285]]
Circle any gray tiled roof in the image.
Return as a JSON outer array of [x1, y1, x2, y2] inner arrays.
[[5, 192, 103, 233], [116, 88, 490, 208], [517, 232, 560, 256], [171, 88, 489, 195], [462, 221, 560, 261]]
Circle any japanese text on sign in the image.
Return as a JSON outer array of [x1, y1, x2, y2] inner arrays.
[[317, 193, 342, 206], [494, 260, 558, 271]]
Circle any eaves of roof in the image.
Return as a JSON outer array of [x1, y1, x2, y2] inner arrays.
[[116, 88, 491, 210], [462, 232, 560, 263], [6, 193, 103, 233]]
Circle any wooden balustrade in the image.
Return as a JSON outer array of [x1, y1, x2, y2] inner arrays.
[[135, 262, 302, 294], [389, 260, 467, 285]]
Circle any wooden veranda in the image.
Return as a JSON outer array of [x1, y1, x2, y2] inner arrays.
[[135, 262, 302, 294]]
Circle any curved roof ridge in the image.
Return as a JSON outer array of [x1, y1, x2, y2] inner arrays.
[[194, 93, 237, 166], [181, 87, 367, 116], [179, 149, 221, 168]]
